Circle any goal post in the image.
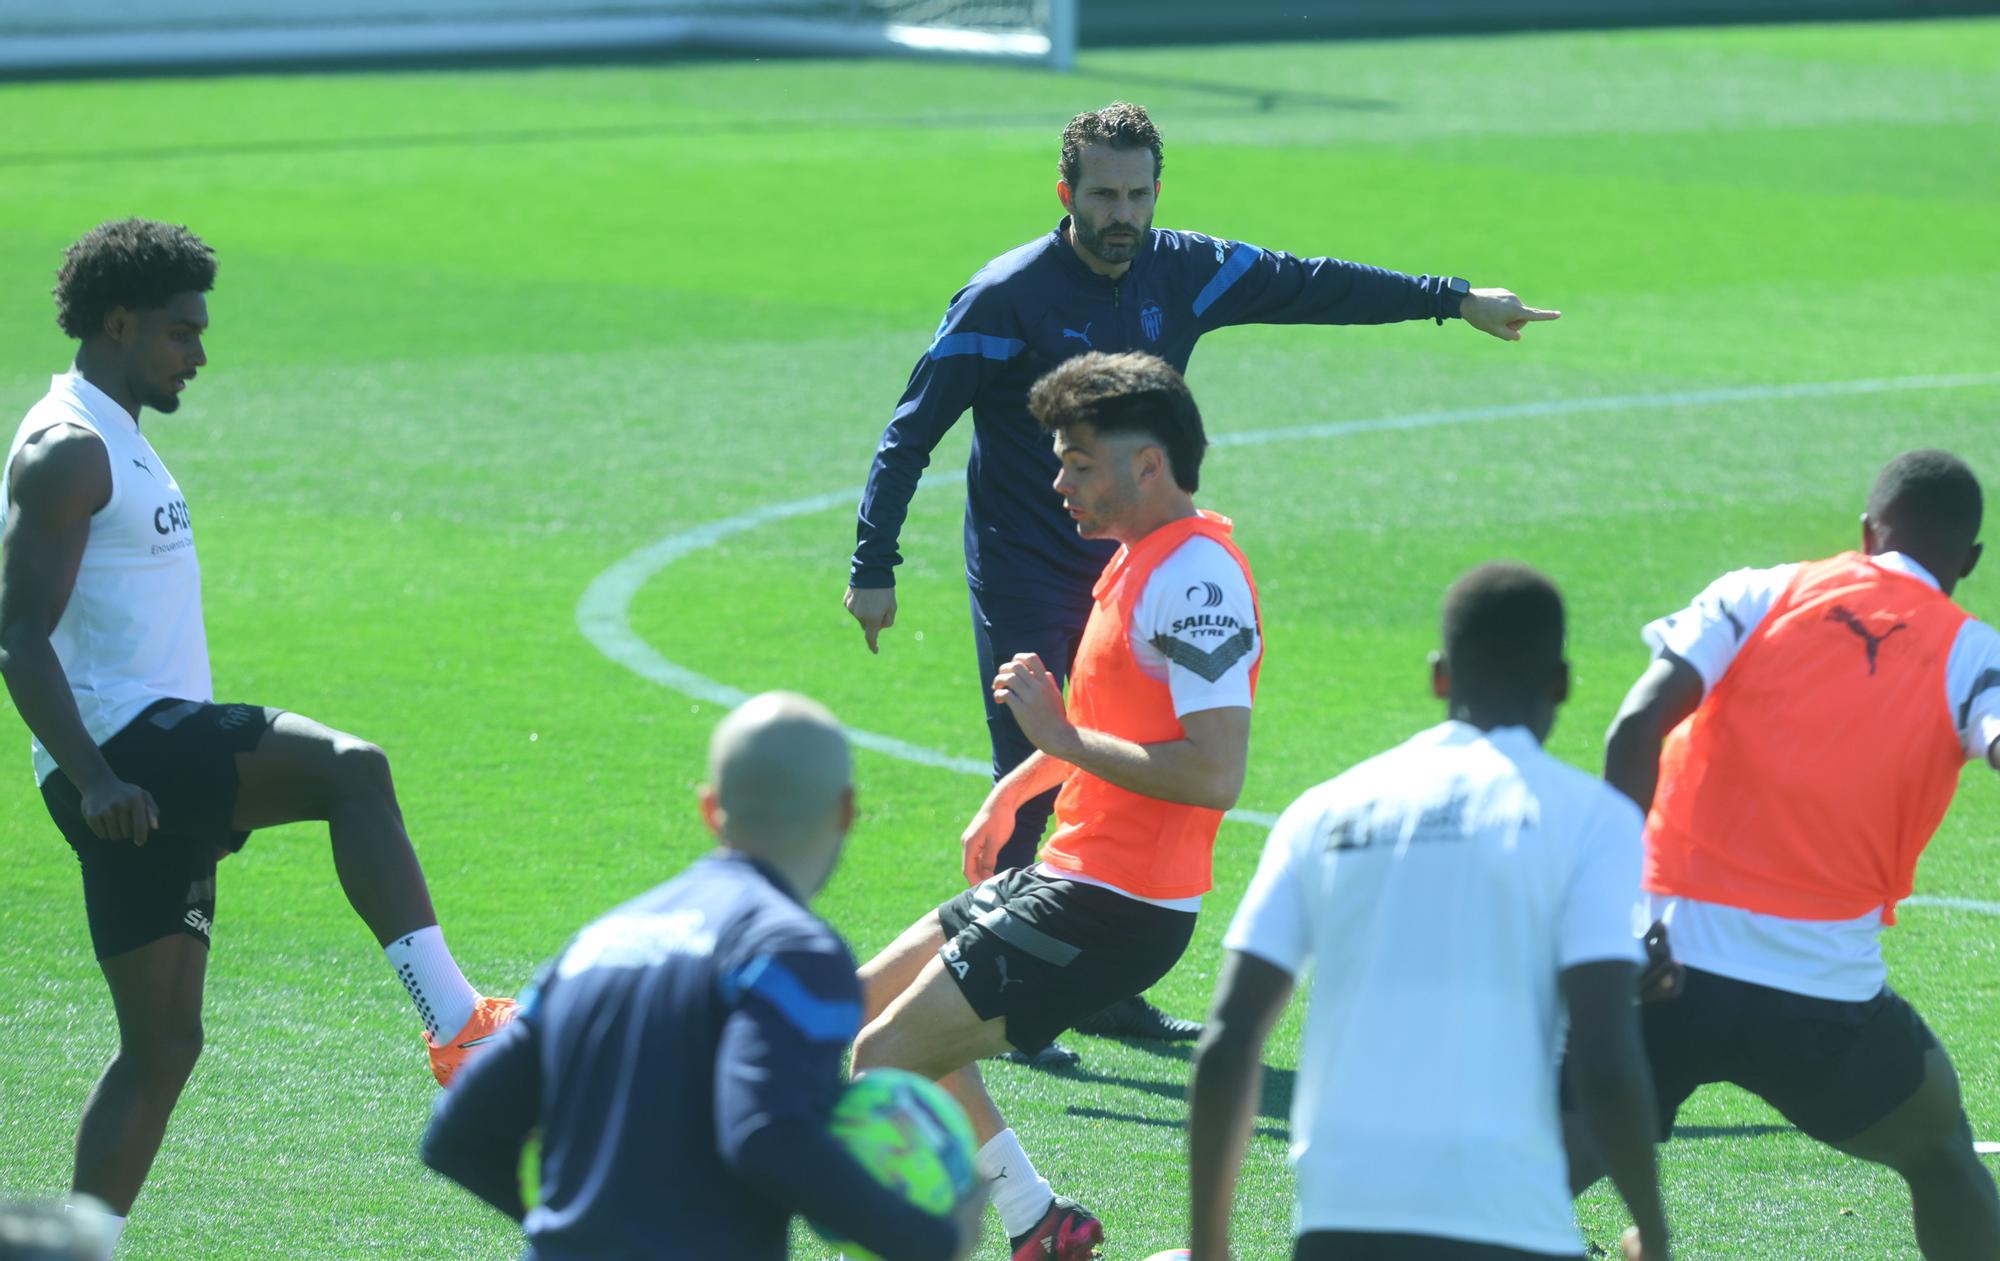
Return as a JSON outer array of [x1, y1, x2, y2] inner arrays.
[[0, 0, 1079, 78]]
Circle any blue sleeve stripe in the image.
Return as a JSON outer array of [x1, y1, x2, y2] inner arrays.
[[1191, 243, 1265, 317], [928, 332, 1025, 362], [732, 957, 861, 1043]]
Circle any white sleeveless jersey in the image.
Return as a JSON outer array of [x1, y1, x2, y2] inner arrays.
[[3, 374, 212, 784]]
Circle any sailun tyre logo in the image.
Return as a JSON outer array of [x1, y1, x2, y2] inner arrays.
[[1141, 301, 1164, 342], [1186, 581, 1224, 608]]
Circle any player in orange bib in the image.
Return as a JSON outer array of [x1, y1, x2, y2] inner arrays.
[[851, 352, 1258, 1261], [1567, 449, 2000, 1257]]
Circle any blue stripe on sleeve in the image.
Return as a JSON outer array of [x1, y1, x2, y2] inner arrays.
[[1191, 243, 1265, 317], [927, 332, 1025, 362], [727, 956, 861, 1043]]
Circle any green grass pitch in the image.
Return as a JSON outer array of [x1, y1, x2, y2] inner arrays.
[[2, 17, 1999, 1259]]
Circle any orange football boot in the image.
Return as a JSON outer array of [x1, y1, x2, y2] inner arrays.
[[427, 995, 519, 1086]]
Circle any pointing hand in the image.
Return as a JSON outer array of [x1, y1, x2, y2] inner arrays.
[[1460, 288, 1561, 342]]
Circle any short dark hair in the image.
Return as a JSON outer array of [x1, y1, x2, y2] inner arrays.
[[1441, 562, 1566, 694], [1059, 101, 1164, 187], [54, 218, 216, 341], [1867, 448, 1982, 556], [1029, 351, 1206, 492]]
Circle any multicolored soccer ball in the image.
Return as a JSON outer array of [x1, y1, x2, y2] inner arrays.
[[814, 1069, 978, 1261]]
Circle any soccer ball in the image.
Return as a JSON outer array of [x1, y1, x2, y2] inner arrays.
[[814, 1068, 978, 1261], [1141, 1253, 1192, 1260]]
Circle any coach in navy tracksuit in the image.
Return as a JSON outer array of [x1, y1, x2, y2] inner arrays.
[[843, 102, 1558, 1042], [422, 693, 977, 1261]]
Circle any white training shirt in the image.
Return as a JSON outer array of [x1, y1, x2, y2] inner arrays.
[[1038, 532, 1261, 911], [1641, 551, 2000, 1001], [1225, 722, 1643, 1254], [3, 374, 212, 785]]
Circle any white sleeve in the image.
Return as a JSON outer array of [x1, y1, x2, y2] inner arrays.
[[1947, 619, 2000, 763], [1640, 564, 1797, 694], [1223, 801, 1311, 975], [1133, 537, 1260, 717], [1557, 789, 1647, 970]]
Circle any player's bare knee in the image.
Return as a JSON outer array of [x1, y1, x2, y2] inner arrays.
[[125, 1021, 203, 1089], [328, 735, 394, 802], [851, 1019, 899, 1073]]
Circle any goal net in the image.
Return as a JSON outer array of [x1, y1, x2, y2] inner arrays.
[[0, 0, 1077, 77]]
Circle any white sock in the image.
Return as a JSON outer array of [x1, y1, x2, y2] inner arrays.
[[63, 1199, 124, 1257], [976, 1128, 1054, 1239], [384, 925, 478, 1040]]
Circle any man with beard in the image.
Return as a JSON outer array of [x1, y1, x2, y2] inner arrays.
[[843, 101, 1559, 1048], [0, 219, 514, 1249]]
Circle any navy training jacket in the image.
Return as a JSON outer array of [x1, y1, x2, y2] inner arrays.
[[851, 217, 1462, 606]]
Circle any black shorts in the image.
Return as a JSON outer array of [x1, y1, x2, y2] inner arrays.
[[935, 866, 1196, 1055], [1294, 1232, 1578, 1260], [42, 699, 273, 959], [1637, 966, 1938, 1145]]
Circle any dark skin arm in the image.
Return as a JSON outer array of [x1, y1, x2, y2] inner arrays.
[[1563, 960, 1671, 1259], [1186, 949, 1294, 1261], [1602, 652, 1704, 814], [0, 424, 158, 844], [1603, 656, 1701, 1002]]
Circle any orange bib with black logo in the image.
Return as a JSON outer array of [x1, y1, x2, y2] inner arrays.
[[1645, 552, 1968, 923], [1039, 511, 1260, 899]]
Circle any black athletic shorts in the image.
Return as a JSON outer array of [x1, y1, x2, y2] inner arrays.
[[1631, 965, 1937, 1144], [935, 866, 1196, 1055], [42, 699, 273, 959], [1294, 1231, 1579, 1260]]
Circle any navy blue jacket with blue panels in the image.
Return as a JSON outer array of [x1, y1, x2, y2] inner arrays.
[[850, 216, 1467, 606], [420, 852, 956, 1261]]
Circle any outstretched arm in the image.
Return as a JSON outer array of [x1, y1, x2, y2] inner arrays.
[[1187, 949, 1293, 1261], [0, 424, 158, 844], [1189, 237, 1558, 340]]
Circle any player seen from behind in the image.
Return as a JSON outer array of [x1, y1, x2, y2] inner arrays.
[[1187, 562, 1669, 1261], [1570, 448, 2000, 1258], [422, 692, 983, 1261]]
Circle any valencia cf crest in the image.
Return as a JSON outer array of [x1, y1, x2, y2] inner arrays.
[[1140, 301, 1164, 343]]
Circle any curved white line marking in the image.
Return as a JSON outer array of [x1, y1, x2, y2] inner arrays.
[[577, 488, 998, 778], [578, 371, 2000, 834]]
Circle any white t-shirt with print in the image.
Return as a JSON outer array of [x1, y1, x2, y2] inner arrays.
[[1225, 722, 1643, 1254]]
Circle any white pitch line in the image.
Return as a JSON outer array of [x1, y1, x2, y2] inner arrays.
[[576, 371, 2000, 835], [1209, 372, 2000, 448], [1902, 895, 2000, 916]]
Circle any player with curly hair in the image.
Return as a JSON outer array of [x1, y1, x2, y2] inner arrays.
[[0, 220, 516, 1247]]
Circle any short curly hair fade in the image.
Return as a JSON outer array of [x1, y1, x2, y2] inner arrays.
[[53, 218, 216, 341], [1058, 101, 1163, 187], [1029, 351, 1206, 492]]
